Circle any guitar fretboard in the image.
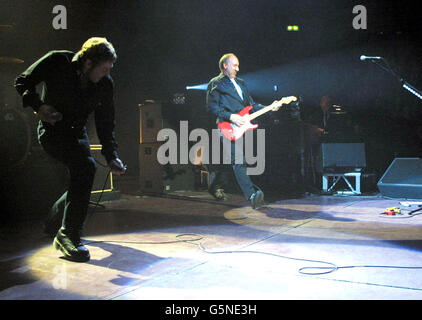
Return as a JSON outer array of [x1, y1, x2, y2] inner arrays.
[[248, 105, 274, 121], [248, 96, 296, 121]]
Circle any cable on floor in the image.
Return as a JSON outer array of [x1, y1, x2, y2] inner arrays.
[[83, 233, 422, 276], [86, 166, 422, 276]]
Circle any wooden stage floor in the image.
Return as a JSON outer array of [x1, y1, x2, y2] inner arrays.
[[1, 191, 422, 300]]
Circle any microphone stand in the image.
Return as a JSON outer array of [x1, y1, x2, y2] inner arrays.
[[368, 58, 422, 100], [368, 58, 422, 213]]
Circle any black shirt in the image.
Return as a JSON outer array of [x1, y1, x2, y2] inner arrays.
[[14, 50, 118, 162]]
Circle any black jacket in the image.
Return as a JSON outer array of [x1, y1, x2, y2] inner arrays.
[[14, 50, 118, 162], [206, 73, 265, 122]]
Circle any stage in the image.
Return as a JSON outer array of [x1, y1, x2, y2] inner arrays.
[[2, 0, 422, 309], [1, 190, 421, 300]]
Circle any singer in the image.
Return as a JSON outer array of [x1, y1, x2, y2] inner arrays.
[[14, 37, 126, 262]]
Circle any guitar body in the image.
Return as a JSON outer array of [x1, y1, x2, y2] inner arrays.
[[217, 96, 297, 141], [218, 106, 258, 141]]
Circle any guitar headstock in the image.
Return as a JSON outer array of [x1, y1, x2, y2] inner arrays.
[[280, 96, 298, 105]]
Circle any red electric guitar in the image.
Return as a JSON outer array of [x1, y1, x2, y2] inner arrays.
[[218, 96, 297, 141]]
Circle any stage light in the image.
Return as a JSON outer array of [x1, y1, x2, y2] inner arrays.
[[402, 82, 422, 100], [186, 83, 208, 91]]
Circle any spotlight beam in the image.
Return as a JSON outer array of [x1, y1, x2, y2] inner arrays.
[[186, 84, 208, 91]]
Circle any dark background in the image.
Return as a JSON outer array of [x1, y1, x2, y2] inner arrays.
[[1, 0, 421, 222]]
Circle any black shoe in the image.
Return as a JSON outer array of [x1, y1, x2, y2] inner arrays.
[[53, 228, 90, 262], [208, 188, 228, 201], [250, 190, 264, 209]]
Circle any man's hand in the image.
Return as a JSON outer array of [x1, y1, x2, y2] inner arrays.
[[316, 127, 325, 135], [270, 100, 283, 112], [37, 104, 63, 125], [108, 158, 127, 176], [270, 96, 297, 111], [230, 113, 248, 126]]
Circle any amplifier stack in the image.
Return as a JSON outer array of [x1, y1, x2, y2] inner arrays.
[[139, 101, 196, 194]]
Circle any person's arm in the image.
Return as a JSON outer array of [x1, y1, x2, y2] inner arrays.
[[94, 77, 126, 175], [236, 79, 265, 113], [206, 81, 232, 122], [248, 94, 266, 113], [206, 81, 249, 126], [14, 51, 57, 112], [14, 51, 64, 124], [246, 86, 291, 113]]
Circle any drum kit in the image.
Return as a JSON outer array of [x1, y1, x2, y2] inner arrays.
[[0, 47, 35, 169]]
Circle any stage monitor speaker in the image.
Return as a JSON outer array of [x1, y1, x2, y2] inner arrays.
[[377, 158, 422, 199], [316, 143, 366, 173]]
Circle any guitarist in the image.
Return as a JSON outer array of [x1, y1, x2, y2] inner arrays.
[[206, 53, 281, 209]]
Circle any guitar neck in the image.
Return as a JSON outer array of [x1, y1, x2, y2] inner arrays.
[[248, 105, 275, 121]]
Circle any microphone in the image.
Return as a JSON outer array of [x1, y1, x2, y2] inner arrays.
[[360, 55, 382, 61]]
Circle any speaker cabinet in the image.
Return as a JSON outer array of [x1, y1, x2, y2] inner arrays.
[[139, 102, 163, 143], [139, 143, 164, 194], [138, 101, 199, 194], [377, 158, 422, 199], [316, 143, 366, 172]]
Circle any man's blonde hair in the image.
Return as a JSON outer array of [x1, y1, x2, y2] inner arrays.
[[79, 37, 117, 66]]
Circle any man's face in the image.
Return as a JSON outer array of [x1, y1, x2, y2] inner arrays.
[[224, 56, 239, 79], [84, 59, 114, 83]]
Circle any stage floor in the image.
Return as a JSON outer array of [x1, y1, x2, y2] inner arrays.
[[1, 191, 422, 300]]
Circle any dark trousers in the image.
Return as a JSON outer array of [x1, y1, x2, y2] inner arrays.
[[208, 136, 256, 200], [40, 129, 96, 235]]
